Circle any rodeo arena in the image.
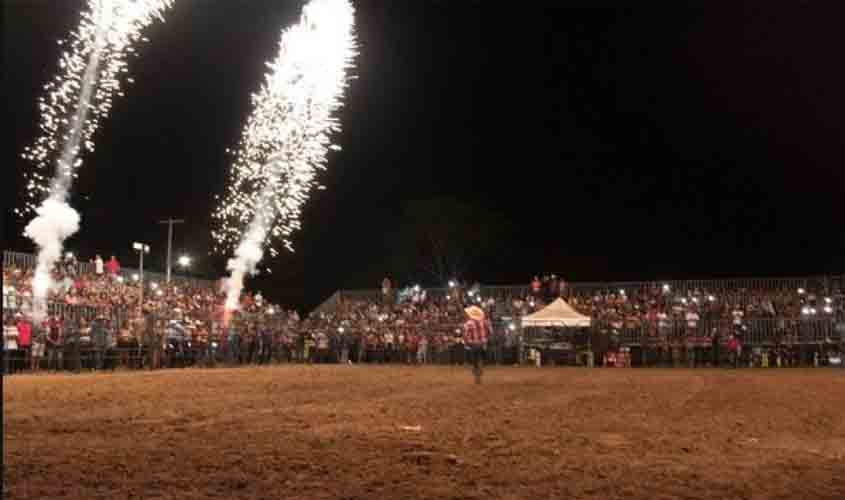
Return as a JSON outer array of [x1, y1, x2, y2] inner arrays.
[[4, 249, 844, 374]]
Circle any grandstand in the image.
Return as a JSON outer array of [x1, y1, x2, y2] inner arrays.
[[3, 249, 843, 373]]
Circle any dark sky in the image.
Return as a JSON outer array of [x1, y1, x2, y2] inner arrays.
[[4, 1, 844, 310]]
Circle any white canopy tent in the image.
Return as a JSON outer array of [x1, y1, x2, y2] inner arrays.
[[521, 298, 592, 328]]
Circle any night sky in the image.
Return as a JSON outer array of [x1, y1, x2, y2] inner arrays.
[[4, 1, 844, 310]]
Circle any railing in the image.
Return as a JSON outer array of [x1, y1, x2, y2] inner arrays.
[[578, 318, 841, 347], [3, 250, 216, 289], [3, 296, 131, 325]]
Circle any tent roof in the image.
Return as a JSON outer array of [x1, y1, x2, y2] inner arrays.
[[521, 298, 592, 328]]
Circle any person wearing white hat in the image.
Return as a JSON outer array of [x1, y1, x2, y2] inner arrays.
[[463, 305, 491, 384]]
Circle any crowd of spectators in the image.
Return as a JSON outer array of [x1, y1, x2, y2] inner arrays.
[[3, 252, 843, 374]]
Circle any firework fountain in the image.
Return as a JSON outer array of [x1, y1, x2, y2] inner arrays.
[[21, 0, 174, 321], [212, 0, 357, 314]]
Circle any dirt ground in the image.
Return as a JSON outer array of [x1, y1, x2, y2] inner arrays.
[[4, 366, 845, 500]]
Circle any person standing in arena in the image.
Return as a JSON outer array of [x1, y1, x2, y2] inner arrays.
[[463, 305, 491, 384]]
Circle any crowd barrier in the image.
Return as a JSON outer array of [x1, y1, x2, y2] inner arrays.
[[331, 274, 844, 308], [3, 250, 215, 290], [3, 297, 131, 325], [584, 318, 842, 346]]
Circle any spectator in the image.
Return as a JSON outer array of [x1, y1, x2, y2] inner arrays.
[[46, 316, 63, 372], [91, 315, 109, 370], [4, 315, 19, 375], [16, 314, 32, 370], [30, 321, 46, 372], [63, 316, 82, 374], [94, 254, 104, 276], [106, 255, 120, 276]]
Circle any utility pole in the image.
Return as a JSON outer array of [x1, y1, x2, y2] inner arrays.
[[158, 218, 185, 283]]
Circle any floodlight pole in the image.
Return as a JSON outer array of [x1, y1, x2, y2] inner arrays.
[[133, 242, 150, 315], [158, 218, 185, 284]]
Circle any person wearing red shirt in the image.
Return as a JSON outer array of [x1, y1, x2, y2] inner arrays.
[[105, 255, 120, 276], [463, 305, 491, 384], [16, 315, 32, 369]]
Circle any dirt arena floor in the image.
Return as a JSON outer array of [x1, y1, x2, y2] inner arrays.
[[4, 366, 845, 500]]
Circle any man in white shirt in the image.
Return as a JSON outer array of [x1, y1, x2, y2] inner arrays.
[[94, 255, 104, 276]]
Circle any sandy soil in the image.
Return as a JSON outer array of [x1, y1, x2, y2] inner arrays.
[[4, 366, 845, 500]]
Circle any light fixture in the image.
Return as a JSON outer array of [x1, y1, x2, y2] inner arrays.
[[178, 255, 191, 268]]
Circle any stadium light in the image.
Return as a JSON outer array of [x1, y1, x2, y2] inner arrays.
[[178, 255, 191, 268]]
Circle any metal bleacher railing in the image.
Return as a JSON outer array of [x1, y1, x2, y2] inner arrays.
[[3, 250, 215, 289]]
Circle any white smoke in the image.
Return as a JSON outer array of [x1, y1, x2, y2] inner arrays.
[[224, 222, 267, 311], [24, 198, 81, 321]]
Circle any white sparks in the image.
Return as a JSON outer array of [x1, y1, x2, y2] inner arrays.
[[21, 0, 174, 321], [213, 0, 357, 311]]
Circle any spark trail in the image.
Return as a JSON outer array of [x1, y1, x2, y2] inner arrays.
[[21, 0, 174, 321], [212, 0, 357, 312]]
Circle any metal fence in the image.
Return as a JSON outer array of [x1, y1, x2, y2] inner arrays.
[[3, 296, 131, 325], [583, 318, 842, 347], [3, 250, 216, 289], [335, 274, 844, 307]]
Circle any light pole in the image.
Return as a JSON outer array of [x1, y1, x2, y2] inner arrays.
[[158, 218, 185, 284], [133, 242, 150, 313]]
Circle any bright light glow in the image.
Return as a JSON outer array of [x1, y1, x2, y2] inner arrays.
[[802, 306, 810, 316], [20, 0, 174, 216], [213, 0, 357, 313], [178, 255, 191, 267], [338, 327, 344, 333], [132, 273, 139, 281], [65, 252, 74, 260], [448, 280, 456, 288], [21, 0, 173, 323], [150, 282, 158, 290], [156, 289, 163, 297], [823, 306, 833, 314], [619, 289, 625, 295], [508, 323, 516, 331], [116, 276, 124, 283], [798, 288, 806, 295], [825, 297, 832, 304], [414, 285, 421, 292], [708, 295, 715, 302], [266, 307, 275, 315]]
